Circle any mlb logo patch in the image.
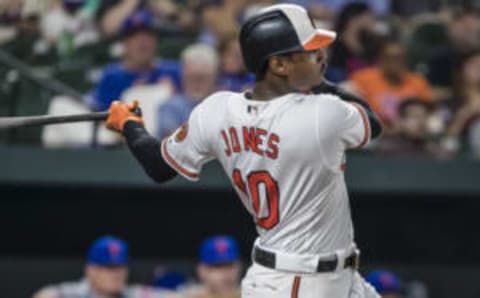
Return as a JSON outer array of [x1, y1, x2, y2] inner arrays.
[[214, 239, 229, 255], [380, 273, 394, 287], [174, 124, 189, 142], [108, 242, 121, 257]]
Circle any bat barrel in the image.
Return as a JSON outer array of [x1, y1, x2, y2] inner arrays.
[[0, 112, 109, 129]]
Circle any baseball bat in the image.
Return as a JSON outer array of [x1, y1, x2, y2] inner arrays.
[[0, 112, 109, 129]]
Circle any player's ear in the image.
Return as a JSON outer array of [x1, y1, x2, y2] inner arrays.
[[318, 49, 328, 73], [269, 56, 289, 77]]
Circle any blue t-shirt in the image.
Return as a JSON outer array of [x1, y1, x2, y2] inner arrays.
[[217, 72, 255, 92], [91, 60, 182, 111], [157, 94, 197, 139]]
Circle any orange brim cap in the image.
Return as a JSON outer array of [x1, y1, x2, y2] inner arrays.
[[302, 29, 337, 51]]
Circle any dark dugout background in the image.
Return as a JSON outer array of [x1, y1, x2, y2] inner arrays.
[[1, 147, 480, 298]]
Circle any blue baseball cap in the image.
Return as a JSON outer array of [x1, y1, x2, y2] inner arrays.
[[121, 10, 157, 37], [366, 270, 402, 294], [200, 235, 240, 265], [87, 236, 129, 266]]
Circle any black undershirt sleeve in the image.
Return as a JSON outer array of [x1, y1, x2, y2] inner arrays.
[[123, 121, 177, 183], [311, 80, 383, 139]]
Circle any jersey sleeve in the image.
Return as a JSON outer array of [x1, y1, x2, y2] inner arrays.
[[317, 95, 371, 150], [160, 102, 214, 181], [340, 101, 371, 149]]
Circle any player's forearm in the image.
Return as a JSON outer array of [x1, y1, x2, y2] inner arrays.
[[123, 121, 177, 183]]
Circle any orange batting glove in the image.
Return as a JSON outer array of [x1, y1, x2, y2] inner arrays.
[[106, 100, 144, 133]]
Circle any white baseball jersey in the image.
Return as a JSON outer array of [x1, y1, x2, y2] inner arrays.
[[161, 91, 370, 256]]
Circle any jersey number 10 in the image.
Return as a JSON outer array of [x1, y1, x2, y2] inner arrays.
[[232, 169, 279, 230]]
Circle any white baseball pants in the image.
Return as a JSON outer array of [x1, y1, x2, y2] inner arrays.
[[241, 263, 380, 298]]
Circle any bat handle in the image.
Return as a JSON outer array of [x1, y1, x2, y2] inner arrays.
[[101, 106, 141, 119], [132, 107, 142, 117]]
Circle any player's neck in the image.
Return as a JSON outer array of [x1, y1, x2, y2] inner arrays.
[[251, 76, 296, 101]]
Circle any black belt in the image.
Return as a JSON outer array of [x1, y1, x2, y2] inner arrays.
[[253, 246, 359, 273]]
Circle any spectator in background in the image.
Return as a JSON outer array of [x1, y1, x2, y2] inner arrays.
[[349, 39, 433, 127], [286, 0, 391, 18], [376, 99, 443, 157], [0, 0, 47, 55], [366, 270, 402, 298], [0, 0, 23, 20], [89, 9, 181, 111], [391, 0, 442, 17], [157, 43, 218, 139], [326, 2, 379, 82], [183, 235, 241, 298], [216, 34, 254, 92], [33, 236, 177, 298], [197, 0, 246, 47], [445, 50, 480, 157], [0, 0, 23, 44], [427, 8, 480, 88], [40, 0, 100, 56], [241, 0, 276, 22], [100, 0, 195, 37]]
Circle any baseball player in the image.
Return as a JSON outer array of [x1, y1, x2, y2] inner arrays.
[[182, 235, 242, 298], [105, 4, 382, 298], [33, 236, 179, 298]]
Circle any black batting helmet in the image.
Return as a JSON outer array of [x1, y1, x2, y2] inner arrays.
[[239, 4, 336, 75]]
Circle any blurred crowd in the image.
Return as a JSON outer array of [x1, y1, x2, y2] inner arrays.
[[31, 235, 423, 298], [1, 0, 480, 158]]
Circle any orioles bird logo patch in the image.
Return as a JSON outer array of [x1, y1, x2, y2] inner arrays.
[[174, 124, 188, 142]]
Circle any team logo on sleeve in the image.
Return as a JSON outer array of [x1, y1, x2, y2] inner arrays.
[[174, 123, 189, 142]]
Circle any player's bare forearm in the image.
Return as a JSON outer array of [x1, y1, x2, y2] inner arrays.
[[123, 121, 177, 183]]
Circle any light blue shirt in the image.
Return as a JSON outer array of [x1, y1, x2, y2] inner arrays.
[[157, 94, 198, 139]]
